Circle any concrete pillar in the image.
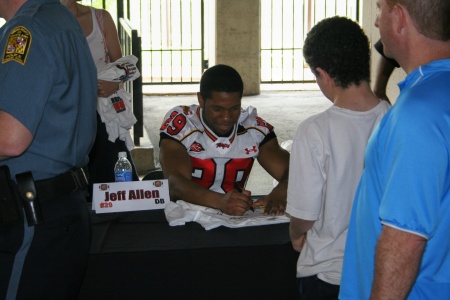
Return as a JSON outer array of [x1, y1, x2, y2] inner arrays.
[[215, 0, 260, 96]]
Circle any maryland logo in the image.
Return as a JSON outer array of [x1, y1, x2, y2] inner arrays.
[[255, 116, 274, 131], [2, 26, 32, 65], [189, 141, 205, 152]]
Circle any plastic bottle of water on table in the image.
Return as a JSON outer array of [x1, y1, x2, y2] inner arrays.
[[114, 152, 132, 182]]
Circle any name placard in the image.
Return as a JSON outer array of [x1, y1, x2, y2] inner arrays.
[[92, 180, 169, 213]]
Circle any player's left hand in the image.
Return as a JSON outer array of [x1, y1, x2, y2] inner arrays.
[[254, 195, 286, 216]]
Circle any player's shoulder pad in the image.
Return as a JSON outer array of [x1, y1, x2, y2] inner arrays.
[[240, 105, 274, 133], [160, 104, 202, 139], [166, 104, 197, 118]]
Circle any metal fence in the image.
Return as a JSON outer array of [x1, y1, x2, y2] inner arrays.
[[144, 0, 204, 85], [261, 0, 359, 83], [117, 16, 144, 145], [120, 0, 205, 85], [41, 0, 359, 86]]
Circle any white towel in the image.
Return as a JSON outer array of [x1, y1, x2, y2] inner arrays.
[[164, 200, 290, 230], [97, 55, 141, 151]]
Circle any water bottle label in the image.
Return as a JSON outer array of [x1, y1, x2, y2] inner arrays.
[[115, 171, 133, 182]]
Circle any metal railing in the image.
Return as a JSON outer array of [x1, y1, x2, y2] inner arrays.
[[79, 0, 359, 86], [133, 0, 205, 85], [0, 0, 361, 147], [261, 0, 360, 83], [118, 17, 144, 146]]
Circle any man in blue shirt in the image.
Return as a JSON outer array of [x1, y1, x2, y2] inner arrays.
[[0, 0, 97, 298], [339, 0, 450, 299]]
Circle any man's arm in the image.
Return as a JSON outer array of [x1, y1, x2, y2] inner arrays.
[[0, 110, 32, 160], [159, 138, 253, 215], [371, 225, 426, 299], [254, 137, 290, 215], [372, 39, 398, 104], [373, 56, 396, 103], [289, 217, 315, 252]]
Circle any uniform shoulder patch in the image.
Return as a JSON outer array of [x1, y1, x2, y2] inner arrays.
[[2, 26, 32, 65]]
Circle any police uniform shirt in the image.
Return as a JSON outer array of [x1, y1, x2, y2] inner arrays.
[[0, 0, 97, 180], [160, 104, 276, 193]]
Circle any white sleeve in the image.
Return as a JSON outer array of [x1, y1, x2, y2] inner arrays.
[[286, 121, 325, 221]]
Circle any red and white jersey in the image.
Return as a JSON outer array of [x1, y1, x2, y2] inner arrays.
[[160, 104, 275, 193]]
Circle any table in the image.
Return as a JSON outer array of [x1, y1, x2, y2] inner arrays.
[[78, 206, 299, 300]]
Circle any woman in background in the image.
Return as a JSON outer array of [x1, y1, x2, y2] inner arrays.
[[61, 0, 139, 197]]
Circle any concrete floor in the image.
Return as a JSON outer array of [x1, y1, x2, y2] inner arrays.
[[142, 90, 332, 195]]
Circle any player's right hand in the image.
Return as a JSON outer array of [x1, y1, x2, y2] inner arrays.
[[219, 190, 253, 216]]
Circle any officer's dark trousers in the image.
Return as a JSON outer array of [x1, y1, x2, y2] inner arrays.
[[0, 190, 91, 300]]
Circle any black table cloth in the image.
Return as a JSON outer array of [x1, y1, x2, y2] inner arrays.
[[78, 206, 299, 300]]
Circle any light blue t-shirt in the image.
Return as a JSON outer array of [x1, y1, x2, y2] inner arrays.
[[340, 59, 450, 299], [0, 0, 97, 180]]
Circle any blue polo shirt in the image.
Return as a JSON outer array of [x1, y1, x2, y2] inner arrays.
[[0, 0, 97, 180], [340, 59, 450, 299]]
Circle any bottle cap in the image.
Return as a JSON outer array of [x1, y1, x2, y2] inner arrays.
[[118, 152, 127, 158]]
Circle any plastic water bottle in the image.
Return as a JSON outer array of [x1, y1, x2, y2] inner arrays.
[[114, 152, 133, 182]]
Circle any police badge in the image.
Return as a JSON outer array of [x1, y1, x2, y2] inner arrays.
[[2, 26, 32, 65]]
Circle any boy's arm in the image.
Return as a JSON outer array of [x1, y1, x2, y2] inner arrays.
[[254, 137, 290, 215]]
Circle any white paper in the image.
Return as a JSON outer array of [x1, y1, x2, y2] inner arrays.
[[165, 200, 290, 230]]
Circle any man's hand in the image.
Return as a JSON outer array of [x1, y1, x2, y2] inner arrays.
[[253, 178, 288, 216], [218, 189, 253, 216], [254, 194, 286, 216]]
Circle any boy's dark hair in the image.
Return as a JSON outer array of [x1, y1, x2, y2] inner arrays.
[[303, 16, 370, 88], [199, 64, 244, 100]]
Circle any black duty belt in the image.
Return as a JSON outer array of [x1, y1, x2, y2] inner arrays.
[[0, 166, 89, 226], [32, 168, 89, 203], [19, 168, 89, 225]]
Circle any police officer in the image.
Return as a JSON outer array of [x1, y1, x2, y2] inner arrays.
[[0, 0, 97, 299]]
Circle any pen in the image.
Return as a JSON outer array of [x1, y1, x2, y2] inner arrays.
[[234, 182, 254, 212]]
